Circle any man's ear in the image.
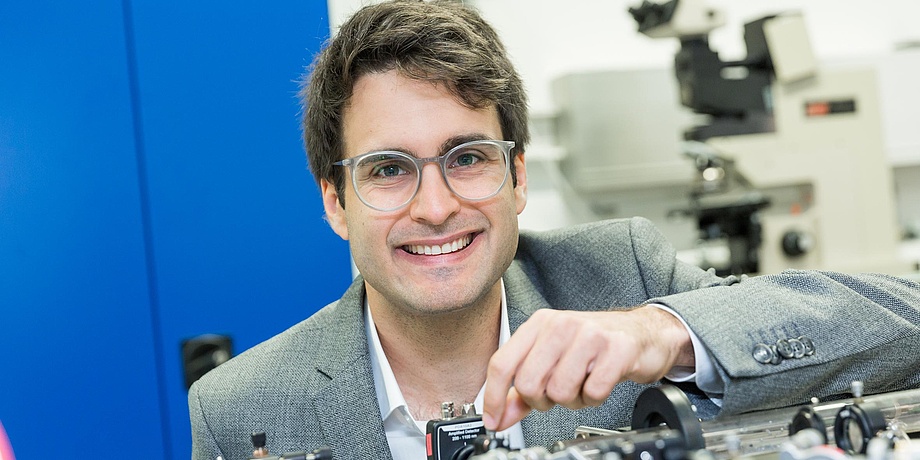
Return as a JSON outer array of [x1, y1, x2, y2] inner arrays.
[[321, 179, 349, 240], [513, 152, 527, 215]]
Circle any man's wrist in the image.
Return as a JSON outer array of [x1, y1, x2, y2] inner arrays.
[[646, 303, 725, 397], [644, 304, 694, 371]]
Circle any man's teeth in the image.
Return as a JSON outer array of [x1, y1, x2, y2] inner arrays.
[[405, 235, 472, 255]]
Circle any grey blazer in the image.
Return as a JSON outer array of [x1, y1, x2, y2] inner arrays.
[[189, 217, 920, 460]]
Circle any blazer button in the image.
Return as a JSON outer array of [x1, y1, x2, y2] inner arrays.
[[776, 339, 795, 359], [769, 345, 783, 364], [798, 336, 816, 356], [753, 343, 781, 364], [789, 337, 807, 359]]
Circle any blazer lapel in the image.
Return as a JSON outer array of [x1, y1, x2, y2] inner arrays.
[[309, 277, 394, 459], [312, 360, 392, 459], [504, 264, 551, 334]]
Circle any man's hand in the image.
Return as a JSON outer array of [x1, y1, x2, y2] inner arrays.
[[481, 306, 694, 431]]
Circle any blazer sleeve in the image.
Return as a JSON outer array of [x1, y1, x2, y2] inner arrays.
[[652, 267, 920, 414]]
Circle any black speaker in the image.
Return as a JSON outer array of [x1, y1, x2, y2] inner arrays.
[[181, 334, 233, 390]]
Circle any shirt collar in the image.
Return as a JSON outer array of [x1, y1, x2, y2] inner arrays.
[[365, 280, 511, 434]]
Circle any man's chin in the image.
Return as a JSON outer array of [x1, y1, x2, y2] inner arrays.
[[367, 274, 498, 316], [400, 288, 490, 316], [397, 293, 473, 315]]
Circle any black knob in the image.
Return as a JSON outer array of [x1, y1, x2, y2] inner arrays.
[[782, 231, 813, 257]]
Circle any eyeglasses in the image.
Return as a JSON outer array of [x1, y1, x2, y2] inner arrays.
[[334, 139, 515, 212]]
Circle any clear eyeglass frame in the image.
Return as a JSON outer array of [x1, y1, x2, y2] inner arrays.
[[333, 139, 516, 212]]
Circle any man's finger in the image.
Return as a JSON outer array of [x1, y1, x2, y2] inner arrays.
[[580, 344, 626, 406], [511, 323, 567, 406], [545, 327, 604, 408], [493, 387, 532, 432], [483, 314, 544, 427]]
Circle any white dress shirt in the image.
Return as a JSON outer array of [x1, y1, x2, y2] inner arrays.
[[365, 281, 525, 460]]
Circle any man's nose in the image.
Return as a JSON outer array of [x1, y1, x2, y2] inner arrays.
[[408, 163, 461, 225]]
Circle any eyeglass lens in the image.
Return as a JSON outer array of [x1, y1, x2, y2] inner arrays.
[[352, 142, 508, 210]]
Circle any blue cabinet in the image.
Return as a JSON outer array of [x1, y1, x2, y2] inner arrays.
[[0, 1, 350, 458]]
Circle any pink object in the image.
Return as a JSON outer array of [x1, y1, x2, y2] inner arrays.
[[0, 421, 14, 460]]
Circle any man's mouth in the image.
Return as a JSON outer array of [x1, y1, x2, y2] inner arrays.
[[402, 234, 474, 256]]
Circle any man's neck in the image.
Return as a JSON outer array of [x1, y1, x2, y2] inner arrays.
[[367, 283, 503, 421]]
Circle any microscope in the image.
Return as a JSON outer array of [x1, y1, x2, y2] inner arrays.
[[629, 0, 907, 275]]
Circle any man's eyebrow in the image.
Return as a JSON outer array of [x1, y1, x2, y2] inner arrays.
[[355, 133, 494, 159], [439, 133, 492, 155]]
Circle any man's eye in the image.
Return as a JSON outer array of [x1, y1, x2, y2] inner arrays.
[[452, 152, 482, 167], [372, 163, 407, 177]]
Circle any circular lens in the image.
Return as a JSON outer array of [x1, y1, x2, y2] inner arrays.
[[353, 152, 419, 211], [443, 142, 508, 201]]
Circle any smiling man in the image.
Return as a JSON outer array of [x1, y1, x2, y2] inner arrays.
[[324, 71, 525, 424], [189, 2, 920, 460]]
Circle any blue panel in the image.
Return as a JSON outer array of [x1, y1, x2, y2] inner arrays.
[[0, 1, 165, 458], [128, 1, 351, 458]]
